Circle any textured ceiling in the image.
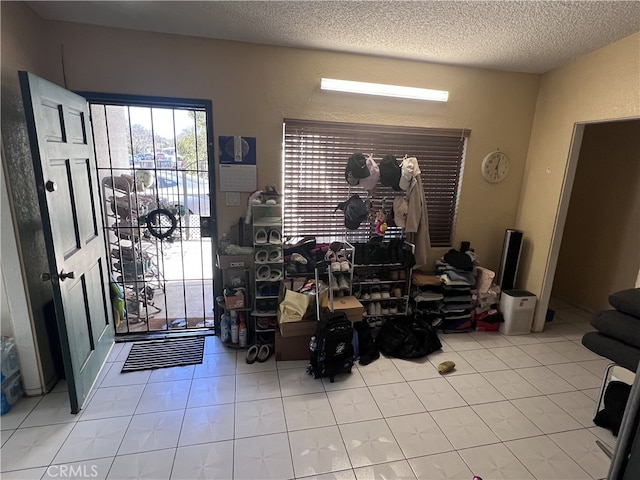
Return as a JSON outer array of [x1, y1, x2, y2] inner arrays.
[[27, 1, 640, 74]]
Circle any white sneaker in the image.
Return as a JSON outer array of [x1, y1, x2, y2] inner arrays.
[[375, 302, 382, 315]]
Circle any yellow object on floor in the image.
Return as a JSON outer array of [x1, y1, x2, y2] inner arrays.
[[438, 360, 456, 374]]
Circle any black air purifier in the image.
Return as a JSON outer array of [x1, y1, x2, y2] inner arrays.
[[497, 229, 523, 291]]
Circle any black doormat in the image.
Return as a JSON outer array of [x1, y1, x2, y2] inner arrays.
[[121, 337, 205, 372]]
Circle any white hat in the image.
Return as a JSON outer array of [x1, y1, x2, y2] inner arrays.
[[359, 156, 380, 191], [399, 157, 420, 190]]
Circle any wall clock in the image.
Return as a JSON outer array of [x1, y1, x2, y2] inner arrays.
[[481, 150, 510, 183]]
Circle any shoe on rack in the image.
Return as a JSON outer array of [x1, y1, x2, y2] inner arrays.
[[331, 274, 341, 292], [392, 287, 403, 298], [375, 302, 382, 315], [381, 286, 391, 299], [326, 250, 342, 273], [329, 241, 344, 252], [291, 252, 307, 263], [367, 303, 376, 316], [291, 252, 309, 272], [255, 229, 268, 244], [362, 289, 371, 300], [269, 268, 283, 281], [268, 229, 282, 245], [336, 251, 350, 272], [370, 286, 381, 300], [256, 264, 271, 280], [268, 248, 282, 262], [255, 249, 269, 264], [338, 275, 350, 291]]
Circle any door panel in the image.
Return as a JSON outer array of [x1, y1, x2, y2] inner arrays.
[[19, 71, 114, 413]]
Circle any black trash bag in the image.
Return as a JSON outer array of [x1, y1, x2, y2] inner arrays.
[[375, 314, 442, 359]]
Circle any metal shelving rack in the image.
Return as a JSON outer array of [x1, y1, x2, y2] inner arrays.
[[251, 199, 283, 346]]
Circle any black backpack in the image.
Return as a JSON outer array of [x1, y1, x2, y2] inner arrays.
[[307, 312, 354, 382]]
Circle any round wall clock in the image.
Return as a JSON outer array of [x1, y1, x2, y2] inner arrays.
[[481, 151, 510, 183]]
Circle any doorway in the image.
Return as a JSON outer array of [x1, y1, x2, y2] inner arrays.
[[85, 93, 217, 336], [546, 119, 640, 320]]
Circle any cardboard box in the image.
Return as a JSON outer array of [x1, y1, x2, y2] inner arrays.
[[278, 318, 317, 337], [224, 293, 245, 309], [275, 330, 312, 361], [217, 254, 254, 269], [322, 296, 365, 322]]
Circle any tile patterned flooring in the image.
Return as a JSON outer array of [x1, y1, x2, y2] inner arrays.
[[1, 298, 620, 479]]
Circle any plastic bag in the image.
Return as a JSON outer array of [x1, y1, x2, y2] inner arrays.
[[277, 287, 314, 324]]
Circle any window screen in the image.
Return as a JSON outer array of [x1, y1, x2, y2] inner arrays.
[[283, 119, 469, 247]]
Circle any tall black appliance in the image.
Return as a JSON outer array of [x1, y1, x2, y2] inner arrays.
[[497, 229, 523, 291]]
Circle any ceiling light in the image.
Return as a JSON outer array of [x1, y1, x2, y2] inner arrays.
[[321, 78, 449, 102]]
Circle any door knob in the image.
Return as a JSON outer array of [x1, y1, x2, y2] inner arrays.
[[45, 180, 57, 192], [59, 270, 75, 281], [41, 272, 51, 282]]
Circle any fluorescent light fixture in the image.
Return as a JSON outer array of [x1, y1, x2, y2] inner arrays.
[[321, 78, 449, 102]]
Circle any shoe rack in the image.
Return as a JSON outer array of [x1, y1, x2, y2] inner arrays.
[[352, 241, 415, 330], [251, 196, 283, 347], [325, 241, 355, 307]]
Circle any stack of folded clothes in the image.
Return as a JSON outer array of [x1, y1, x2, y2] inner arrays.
[[435, 249, 477, 333]]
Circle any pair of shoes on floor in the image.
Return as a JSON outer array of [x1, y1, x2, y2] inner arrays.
[[246, 344, 273, 364]]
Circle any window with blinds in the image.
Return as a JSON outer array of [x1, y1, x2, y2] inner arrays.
[[282, 119, 469, 247]]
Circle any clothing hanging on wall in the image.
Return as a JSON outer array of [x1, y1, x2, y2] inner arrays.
[[403, 158, 430, 270]]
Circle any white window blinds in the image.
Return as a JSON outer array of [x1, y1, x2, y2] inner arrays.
[[283, 119, 469, 247]]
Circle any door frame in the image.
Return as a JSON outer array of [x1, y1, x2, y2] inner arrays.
[[536, 116, 640, 331], [78, 92, 218, 336]]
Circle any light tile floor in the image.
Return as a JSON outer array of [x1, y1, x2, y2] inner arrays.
[[1, 298, 621, 479]]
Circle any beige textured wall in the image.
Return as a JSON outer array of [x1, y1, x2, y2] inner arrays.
[[552, 120, 640, 311], [1, 2, 58, 88], [37, 18, 540, 272], [516, 33, 640, 329]]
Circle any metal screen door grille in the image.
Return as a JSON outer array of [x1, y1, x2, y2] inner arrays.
[[91, 103, 214, 334]]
